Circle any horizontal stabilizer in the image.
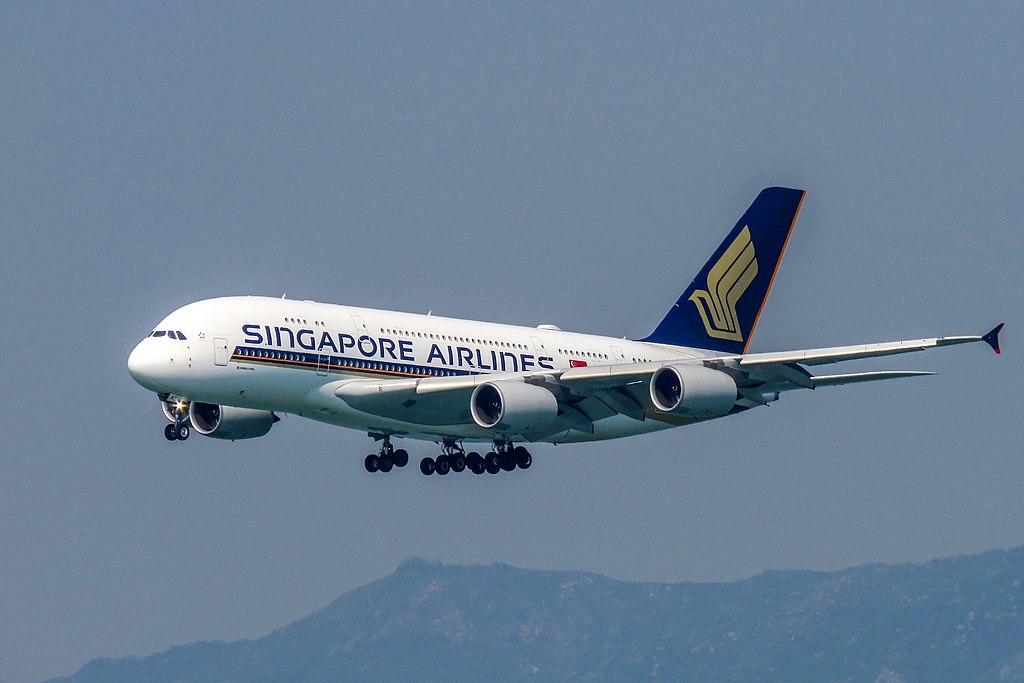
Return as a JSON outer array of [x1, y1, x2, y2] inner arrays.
[[737, 330, 1001, 368], [811, 371, 936, 387]]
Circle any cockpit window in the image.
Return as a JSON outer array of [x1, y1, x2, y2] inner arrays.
[[149, 330, 187, 340]]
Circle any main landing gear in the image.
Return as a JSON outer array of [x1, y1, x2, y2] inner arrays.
[[419, 440, 532, 476], [363, 434, 409, 474]]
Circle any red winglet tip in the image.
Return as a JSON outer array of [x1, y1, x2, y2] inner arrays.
[[982, 323, 1004, 355]]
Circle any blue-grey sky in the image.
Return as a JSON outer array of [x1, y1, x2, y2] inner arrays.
[[1, 3, 1021, 681]]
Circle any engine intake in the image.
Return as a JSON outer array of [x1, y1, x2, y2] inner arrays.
[[650, 364, 737, 417], [188, 402, 278, 440], [470, 381, 558, 434]]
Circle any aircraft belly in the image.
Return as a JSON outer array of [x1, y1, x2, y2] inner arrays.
[[294, 411, 676, 446], [176, 364, 336, 414]]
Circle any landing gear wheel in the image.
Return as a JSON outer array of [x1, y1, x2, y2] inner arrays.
[[435, 456, 451, 476], [450, 453, 466, 473], [513, 446, 531, 469], [364, 454, 379, 473], [499, 452, 516, 472], [466, 452, 484, 474], [393, 449, 409, 468], [378, 455, 393, 473], [164, 424, 177, 441], [485, 452, 501, 474], [420, 457, 435, 476], [177, 425, 189, 441]]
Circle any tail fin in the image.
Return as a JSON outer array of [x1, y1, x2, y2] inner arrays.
[[640, 187, 806, 354]]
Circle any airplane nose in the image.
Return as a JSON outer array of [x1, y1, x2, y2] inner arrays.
[[127, 342, 146, 380], [128, 341, 169, 391]]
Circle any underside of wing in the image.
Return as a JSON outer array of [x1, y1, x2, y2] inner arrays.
[[330, 375, 481, 427]]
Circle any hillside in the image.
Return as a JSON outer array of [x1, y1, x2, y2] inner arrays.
[[51, 548, 1024, 682]]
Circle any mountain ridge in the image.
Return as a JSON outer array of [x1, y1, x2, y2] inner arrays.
[[50, 546, 1024, 682]]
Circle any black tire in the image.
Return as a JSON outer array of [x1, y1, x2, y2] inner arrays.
[[393, 448, 409, 468], [378, 455, 393, 472], [499, 452, 516, 472], [513, 446, 531, 469], [420, 457, 435, 475], [177, 425, 190, 441], [485, 452, 501, 474], [470, 459, 485, 474], [435, 456, 451, 476], [450, 453, 466, 473], [364, 454, 379, 473], [164, 424, 177, 441]]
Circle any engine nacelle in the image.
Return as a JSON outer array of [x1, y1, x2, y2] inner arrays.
[[470, 381, 558, 434], [188, 402, 278, 440], [650, 364, 738, 417]]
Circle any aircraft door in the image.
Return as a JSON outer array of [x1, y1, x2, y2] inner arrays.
[[316, 353, 331, 376], [610, 346, 626, 363], [214, 338, 229, 366]]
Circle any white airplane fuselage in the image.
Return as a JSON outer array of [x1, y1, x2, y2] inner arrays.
[[128, 296, 707, 444]]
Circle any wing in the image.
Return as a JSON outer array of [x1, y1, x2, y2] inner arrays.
[[316, 324, 1002, 438]]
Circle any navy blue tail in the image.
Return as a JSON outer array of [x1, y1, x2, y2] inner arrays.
[[640, 187, 806, 354]]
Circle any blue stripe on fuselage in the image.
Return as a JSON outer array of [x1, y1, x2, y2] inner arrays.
[[230, 346, 478, 378]]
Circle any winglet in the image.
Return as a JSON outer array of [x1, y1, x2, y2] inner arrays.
[[982, 323, 1004, 354]]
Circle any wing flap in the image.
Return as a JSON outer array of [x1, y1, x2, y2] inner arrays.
[[593, 388, 646, 421]]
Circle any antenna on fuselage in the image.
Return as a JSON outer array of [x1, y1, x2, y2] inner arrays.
[[282, 293, 287, 299]]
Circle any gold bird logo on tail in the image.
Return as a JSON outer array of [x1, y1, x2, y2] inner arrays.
[[689, 226, 758, 341]]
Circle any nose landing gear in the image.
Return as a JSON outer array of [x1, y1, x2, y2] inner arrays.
[[164, 423, 190, 441], [163, 400, 191, 441]]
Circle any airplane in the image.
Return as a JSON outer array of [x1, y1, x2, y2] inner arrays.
[[127, 187, 1003, 476]]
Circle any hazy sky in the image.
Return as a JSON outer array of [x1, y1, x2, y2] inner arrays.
[[1, 3, 1021, 681]]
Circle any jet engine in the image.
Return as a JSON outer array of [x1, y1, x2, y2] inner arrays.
[[649, 364, 738, 417], [187, 402, 278, 440], [470, 381, 558, 433]]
